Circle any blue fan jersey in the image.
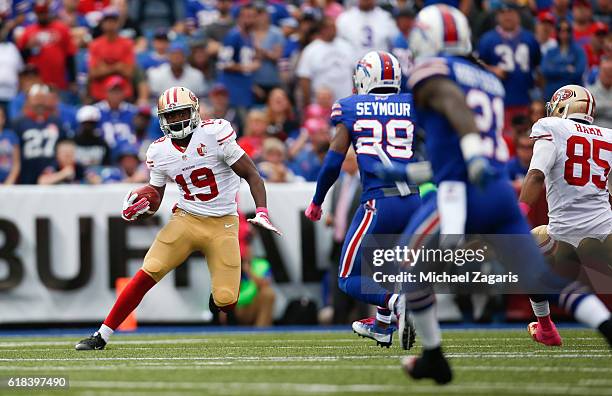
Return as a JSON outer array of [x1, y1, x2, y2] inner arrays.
[[407, 56, 509, 184], [478, 29, 540, 107], [331, 93, 418, 202]]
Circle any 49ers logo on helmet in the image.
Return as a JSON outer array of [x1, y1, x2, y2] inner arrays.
[[189, 92, 197, 102], [553, 88, 574, 102]]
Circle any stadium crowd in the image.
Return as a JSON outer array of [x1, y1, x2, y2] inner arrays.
[[0, 0, 610, 187]]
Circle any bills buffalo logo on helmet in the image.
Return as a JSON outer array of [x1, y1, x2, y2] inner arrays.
[[356, 60, 372, 77], [553, 88, 574, 102]]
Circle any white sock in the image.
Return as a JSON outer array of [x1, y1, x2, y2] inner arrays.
[[412, 305, 441, 349], [376, 308, 392, 324], [574, 295, 611, 329], [97, 324, 114, 343], [387, 294, 399, 313], [530, 299, 550, 317]]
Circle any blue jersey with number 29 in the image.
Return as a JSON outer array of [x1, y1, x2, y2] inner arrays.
[[407, 56, 509, 184], [330, 93, 418, 202]]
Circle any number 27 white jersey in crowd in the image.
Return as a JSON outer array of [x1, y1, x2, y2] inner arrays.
[[146, 119, 245, 217], [529, 117, 612, 246]]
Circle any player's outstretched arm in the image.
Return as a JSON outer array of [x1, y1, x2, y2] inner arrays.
[[415, 76, 495, 186], [518, 170, 545, 216], [518, 138, 555, 216], [305, 123, 351, 221], [231, 154, 281, 235]]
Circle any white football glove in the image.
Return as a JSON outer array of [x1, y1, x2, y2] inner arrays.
[[121, 192, 150, 222], [247, 208, 282, 236]]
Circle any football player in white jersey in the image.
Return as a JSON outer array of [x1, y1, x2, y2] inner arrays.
[[75, 86, 280, 350], [519, 84, 612, 347]]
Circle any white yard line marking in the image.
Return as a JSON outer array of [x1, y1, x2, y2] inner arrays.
[[67, 380, 612, 395], [1, 351, 610, 363], [2, 364, 611, 374]]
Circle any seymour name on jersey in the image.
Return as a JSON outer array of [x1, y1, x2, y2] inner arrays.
[[356, 100, 411, 117]]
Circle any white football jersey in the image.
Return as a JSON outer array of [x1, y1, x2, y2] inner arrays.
[[146, 119, 245, 217], [336, 7, 399, 62], [529, 117, 612, 246]]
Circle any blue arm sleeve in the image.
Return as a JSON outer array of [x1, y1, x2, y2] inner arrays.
[[312, 150, 346, 205]]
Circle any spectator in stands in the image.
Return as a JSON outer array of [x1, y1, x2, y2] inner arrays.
[[335, 0, 398, 60], [184, 0, 218, 32], [17, 0, 76, 94], [57, 0, 89, 30], [572, 0, 596, 48], [88, 7, 135, 101], [550, 0, 571, 21], [0, 36, 23, 123], [587, 57, 612, 127], [506, 115, 533, 189], [38, 139, 85, 184], [95, 76, 137, 158], [237, 109, 268, 160], [529, 100, 547, 124], [252, 1, 285, 103], [296, 17, 352, 106], [218, 3, 260, 112], [203, 0, 236, 60], [47, 87, 77, 137], [0, 107, 20, 184], [189, 40, 215, 82], [314, 86, 334, 119], [593, 0, 611, 25], [584, 22, 609, 68], [541, 20, 587, 100], [14, 84, 67, 184], [101, 143, 148, 183], [535, 11, 558, 55], [265, 88, 298, 141], [137, 28, 170, 71], [74, 105, 110, 168], [257, 137, 297, 183], [133, 105, 153, 157], [478, 0, 540, 133], [391, 7, 415, 92], [147, 41, 207, 98], [206, 83, 241, 132], [234, 257, 276, 327], [289, 117, 330, 181], [9, 65, 41, 122]]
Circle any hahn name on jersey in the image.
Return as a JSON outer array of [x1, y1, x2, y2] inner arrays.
[[530, 117, 612, 245], [146, 119, 245, 217]]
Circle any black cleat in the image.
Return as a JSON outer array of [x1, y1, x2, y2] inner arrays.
[[598, 319, 612, 347], [401, 347, 452, 385], [75, 333, 106, 350], [401, 314, 417, 350]]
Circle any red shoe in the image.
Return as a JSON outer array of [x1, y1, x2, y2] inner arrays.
[[528, 320, 562, 346]]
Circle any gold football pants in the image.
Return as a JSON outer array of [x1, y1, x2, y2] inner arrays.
[[142, 209, 241, 308]]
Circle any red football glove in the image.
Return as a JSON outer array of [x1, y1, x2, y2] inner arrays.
[[247, 207, 282, 235], [121, 192, 150, 222], [305, 202, 322, 221]]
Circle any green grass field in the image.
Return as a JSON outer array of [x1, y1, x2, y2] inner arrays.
[[0, 328, 611, 396]]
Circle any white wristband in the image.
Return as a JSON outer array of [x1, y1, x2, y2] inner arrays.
[[460, 133, 484, 161]]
